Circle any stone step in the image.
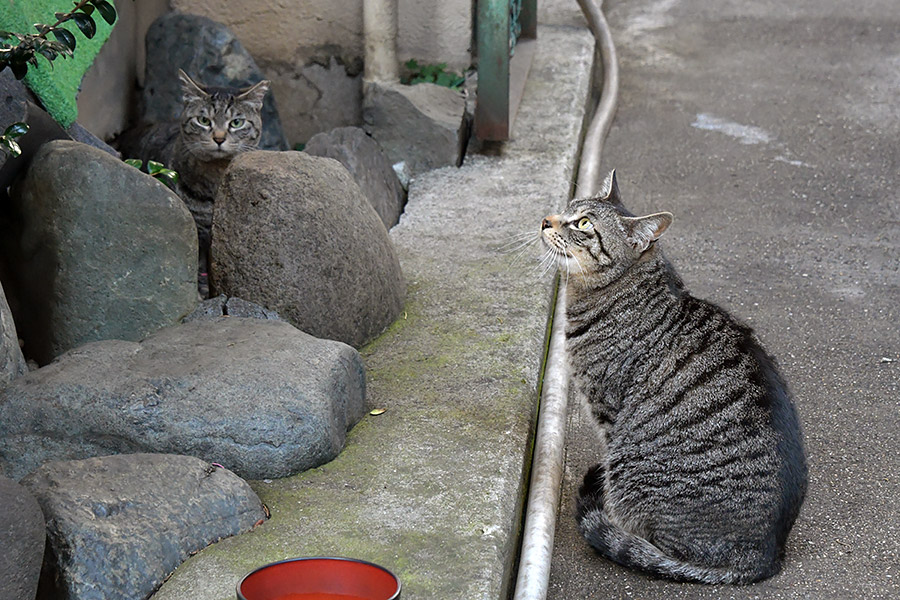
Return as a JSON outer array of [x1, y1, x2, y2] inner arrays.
[[151, 24, 595, 600]]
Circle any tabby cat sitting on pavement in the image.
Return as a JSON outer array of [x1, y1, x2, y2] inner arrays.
[[540, 171, 808, 584]]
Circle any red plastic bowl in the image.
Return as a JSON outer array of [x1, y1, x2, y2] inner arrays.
[[237, 557, 401, 600]]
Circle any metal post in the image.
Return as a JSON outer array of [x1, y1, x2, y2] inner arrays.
[[475, 0, 512, 140]]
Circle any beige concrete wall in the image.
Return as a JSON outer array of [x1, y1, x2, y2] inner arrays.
[[171, 0, 472, 144], [398, 0, 472, 71], [170, 0, 366, 66], [78, 0, 473, 144], [77, 0, 170, 140], [170, 0, 472, 69]]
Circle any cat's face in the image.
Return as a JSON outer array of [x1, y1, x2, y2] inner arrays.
[[541, 171, 673, 287], [178, 70, 268, 161]]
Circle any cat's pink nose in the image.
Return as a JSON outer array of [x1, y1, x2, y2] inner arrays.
[[541, 217, 555, 230], [212, 131, 226, 145]]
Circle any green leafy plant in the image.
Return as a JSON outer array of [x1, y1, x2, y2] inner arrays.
[[0, 0, 118, 79], [0, 0, 119, 156], [125, 159, 179, 190], [0, 122, 29, 157], [402, 59, 465, 89]]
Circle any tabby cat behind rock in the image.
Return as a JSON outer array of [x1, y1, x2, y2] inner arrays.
[[541, 171, 807, 584], [118, 70, 269, 294]]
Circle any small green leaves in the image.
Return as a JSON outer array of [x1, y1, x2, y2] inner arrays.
[[147, 160, 179, 186], [91, 0, 117, 26], [5, 123, 28, 137], [72, 14, 97, 39], [0, 139, 21, 157], [0, 122, 29, 157], [125, 158, 179, 190], [36, 38, 68, 63], [52, 27, 77, 51], [402, 59, 465, 89], [0, 0, 118, 79]]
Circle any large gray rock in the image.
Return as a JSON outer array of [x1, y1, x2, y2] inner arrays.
[[142, 12, 289, 151], [363, 81, 468, 176], [304, 126, 406, 229], [211, 151, 405, 348], [4, 140, 197, 365], [0, 283, 26, 386], [0, 476, 44, 600], [21, 454, 265, 600], [0, 318, 365, 480]]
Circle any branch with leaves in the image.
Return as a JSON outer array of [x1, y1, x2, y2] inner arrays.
[[0, 0, 117, 79], [124, 159, 179, 189], [0, 0, 119, 156]]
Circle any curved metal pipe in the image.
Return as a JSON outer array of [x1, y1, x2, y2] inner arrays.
[[576, 0, 619, 197], [512, 283, 569, 600], [512, 2, 619, 599]]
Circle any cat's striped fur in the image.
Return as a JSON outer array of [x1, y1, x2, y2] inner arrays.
[[117, 71, 268, 294], [542, 172, 807, 584]]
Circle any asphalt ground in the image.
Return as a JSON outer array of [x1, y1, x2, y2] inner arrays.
[[547, 0, 900, 598]]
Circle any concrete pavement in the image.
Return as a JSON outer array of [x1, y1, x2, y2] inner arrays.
[[151, 21, 595, 600], [548, 0, 900, 598]]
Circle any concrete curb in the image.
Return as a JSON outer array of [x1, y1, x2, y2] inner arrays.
[[151, 24, 594, 600]]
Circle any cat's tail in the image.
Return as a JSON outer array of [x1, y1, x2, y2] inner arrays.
[[576, 466, 775, 585]]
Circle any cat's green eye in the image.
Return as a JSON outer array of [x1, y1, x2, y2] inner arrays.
[[229, 118, 246, 130], [196, 116, 211, 127], [576, 217, 593, 230]]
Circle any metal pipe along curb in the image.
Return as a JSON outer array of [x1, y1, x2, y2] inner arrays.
[[511, 2, 619, 599], [576, 0, 619, 197], [512, 284, 570, 600]]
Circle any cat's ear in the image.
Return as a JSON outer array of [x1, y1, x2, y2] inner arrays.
[[178, 69, 208, 102], [622, 212, 673, 252], [600, 169, 623, 205], [237, 80, 270, 109]]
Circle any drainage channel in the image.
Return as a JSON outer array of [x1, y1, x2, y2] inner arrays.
[[511, 1, 619, 599]]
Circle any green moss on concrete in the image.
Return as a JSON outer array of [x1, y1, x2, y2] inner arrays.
[[150, 24, 594, 600], [155, 253, 549, 598]]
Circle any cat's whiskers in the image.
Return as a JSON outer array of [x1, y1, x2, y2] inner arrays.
[[539, 246, 562, 279], [567, 251, 588, 285], [498, 231, 542, 270], [497, 230, 539, 252], [185, 140, 208, 153]]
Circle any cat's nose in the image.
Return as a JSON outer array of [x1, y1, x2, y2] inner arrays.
[[212, 131, 226, 145], [541, 217, 556, 230]]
